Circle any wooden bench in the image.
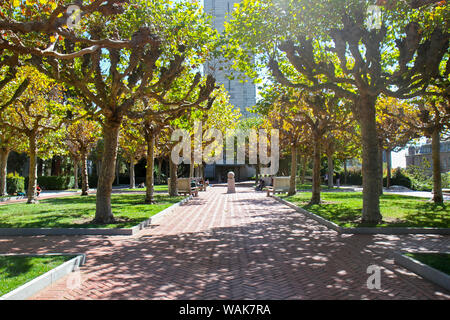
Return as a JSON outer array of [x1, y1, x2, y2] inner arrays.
[[266, 177, 291, 196], [168, 178, 199, 197], [442, 189, 450, 196]]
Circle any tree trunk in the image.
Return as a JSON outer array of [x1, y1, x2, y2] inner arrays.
[[94, 119, 121, 224], [431, 128, 443, 204], [311, 134, 321, 205], [145, 135, 155, 204], [27, 134, 38, 204], [81, 152, 89, 196], [0, 148, 10, 196], [169, 158, 178, 197], [73, 160, 79, 190], [327, 153, 334, 189], [255, 155, 260, 185], [288, 144, 297, 196], [129, 156, 135, 189], [386, 149, 392, 189], [379, 144, 384, 196], [359, 95, 382, 224], [344, 159, 348, 185]]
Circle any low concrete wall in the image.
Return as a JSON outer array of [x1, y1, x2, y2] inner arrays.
[[0, 253, 86, 300], [394, 252, 450, 291], [271, 195, 450, 235]]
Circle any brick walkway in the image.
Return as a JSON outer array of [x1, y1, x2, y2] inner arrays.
[[0, 185, 449, 300]]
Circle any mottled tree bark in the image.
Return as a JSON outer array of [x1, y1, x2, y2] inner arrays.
[[129, 155, 135, 189], [27, 134, 38, 204], [145, 135, 155, 204], [169, 158, 178, 197], [386, 149, 392, 189], [431, 128, 443, 204], [359, 95, 382, 224], [0, 148, 10, 196], [311, 134, 321, 205], [288, 144, 297, 196], [379, 144, 384, 196], [81, 152, 89, 196], [94, 119, 121, 224], [73, 160, 79, 190]]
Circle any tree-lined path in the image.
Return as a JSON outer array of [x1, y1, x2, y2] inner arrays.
[[0, 185, 448, 300]]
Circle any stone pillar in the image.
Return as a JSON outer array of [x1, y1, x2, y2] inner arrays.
[[227, 171, 236, 194]]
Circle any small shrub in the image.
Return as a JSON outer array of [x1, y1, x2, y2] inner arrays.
[[344, 170, 362, 185], [36, 176, 74, 190], [388, 168, 412, 189], [6, 172, 25, 195]]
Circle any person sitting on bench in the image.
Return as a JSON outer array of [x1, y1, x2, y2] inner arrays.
[[36, 185, 41, 197], [255, 178, 266, 191]]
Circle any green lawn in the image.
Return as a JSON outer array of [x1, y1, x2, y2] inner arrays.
[[405, 253, 450, 275], [0, 194, 184, 229], [282, 192, 449, 228], [0, 255, 74, 296], [296, 183, 338, 190], [119, 185, 169, 192]]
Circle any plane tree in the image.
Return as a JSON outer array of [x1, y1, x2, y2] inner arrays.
[[65, 117, 101, 195], [0, 66, 73, 203], [226, 0, 449, 223], [0, 0, 219, 223]]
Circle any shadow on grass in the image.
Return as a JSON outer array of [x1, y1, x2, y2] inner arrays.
[[283, 192, 449, 228], [0, 194, 185, 229], [0, 256, 33, 278]]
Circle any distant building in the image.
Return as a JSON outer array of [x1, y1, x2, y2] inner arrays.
[[203, 0, 257, 182], [406, 140, 450, 173]]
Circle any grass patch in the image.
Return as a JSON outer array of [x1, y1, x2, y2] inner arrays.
[[282, 192, 449, 228], [0, 255, 74, 296], [0, 194, 184, 229], [119, 185, 169, 192], [296, 183, 338, 190], [405, 253, 450, 275]]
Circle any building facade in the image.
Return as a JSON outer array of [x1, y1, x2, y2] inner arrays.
[[203, 0, 257, 182], [406, 140, 450, 173]]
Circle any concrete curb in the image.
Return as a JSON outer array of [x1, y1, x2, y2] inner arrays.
[[0, 196, 191, 237], [394, 252, 450, 291], [0, 253, 86, 300], [271, 195, 450, 235]]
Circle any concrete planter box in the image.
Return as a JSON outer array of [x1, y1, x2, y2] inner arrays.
[[394, 252, 450, 291], [272, 195, 450, 235], [0, 253, 86, 300], [0, 196, 192, 237]]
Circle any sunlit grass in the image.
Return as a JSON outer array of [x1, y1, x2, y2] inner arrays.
[[0, 194, 184, 229], [0, 255, 74, 296], [283, 192, 449, 228]]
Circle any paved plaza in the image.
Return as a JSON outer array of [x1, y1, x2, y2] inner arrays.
[[0, 185, 448, 300]]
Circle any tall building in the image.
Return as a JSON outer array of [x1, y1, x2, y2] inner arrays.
[[204, 0, 256, 118], [203, 0, 257, 181]]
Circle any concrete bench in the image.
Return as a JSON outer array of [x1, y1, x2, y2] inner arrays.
[[168, 178, 199, 197], [266, 177, 291, 196]]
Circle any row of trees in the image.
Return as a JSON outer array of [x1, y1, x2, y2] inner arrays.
[[0, 0, 231, 224], [225, 0, 449, 223], [0, 0, 448, 227]]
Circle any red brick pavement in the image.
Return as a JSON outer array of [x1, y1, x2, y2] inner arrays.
[[0, 185, 448, 300]]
